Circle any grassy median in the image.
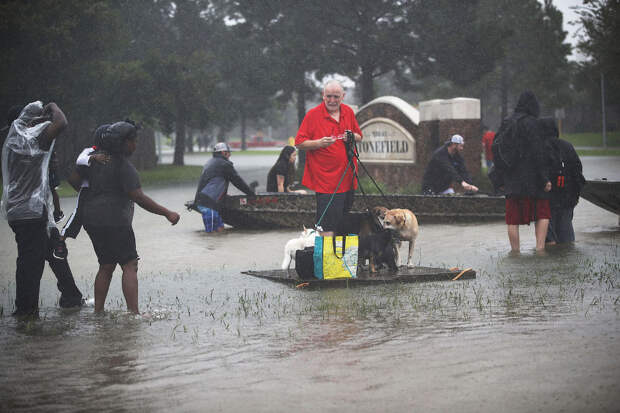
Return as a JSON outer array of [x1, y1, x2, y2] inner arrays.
[[562, 131, 620, 156]]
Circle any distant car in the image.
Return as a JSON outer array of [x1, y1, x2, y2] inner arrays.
[[228, 136, 287, 149]]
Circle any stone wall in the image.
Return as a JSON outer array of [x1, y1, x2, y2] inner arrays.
[[355, 97, 481, 192]]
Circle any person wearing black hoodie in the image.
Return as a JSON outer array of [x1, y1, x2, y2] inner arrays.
[[500, 91, 552, 252], [539, 117, 586, 244]]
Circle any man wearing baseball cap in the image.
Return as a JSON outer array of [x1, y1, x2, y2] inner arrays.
[[192, 142, 256, 232], [422, 134, 479, 195]]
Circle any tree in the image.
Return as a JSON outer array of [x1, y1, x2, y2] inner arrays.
[[477, 0, 572, 119], [135, 0, 220, 165], [318, 0, 417, 104], [0, 0, 133, 170], [576, 0, 620, 103]]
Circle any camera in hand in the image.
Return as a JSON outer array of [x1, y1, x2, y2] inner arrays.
[[345, 130, 355, 144]]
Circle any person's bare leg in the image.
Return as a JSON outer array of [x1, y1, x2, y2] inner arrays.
[[121, 259, 139, 314], [508, 225, 520, 252], [94, 263, 116, 312], [535, 219, 549, 251]]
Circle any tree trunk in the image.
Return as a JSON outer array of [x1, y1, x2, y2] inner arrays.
[[217, 126, 228, 143], [132, 126, 157, 170], [173, 99, 185, 166], [186, 129, 194, 153], [240, 105, 247, 151], [295, 76, 307, 182], [500, 59, 509, 121], [360, 64, 374, 105]]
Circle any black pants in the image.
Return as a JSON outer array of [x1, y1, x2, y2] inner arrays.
[[315, 190, 355, 233], [9, 219, 83, 315], [61, 187, 87, 239]]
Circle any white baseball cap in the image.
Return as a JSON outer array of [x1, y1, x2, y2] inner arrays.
[[450, 134, 464, 144], [213, 142, 231, 152]]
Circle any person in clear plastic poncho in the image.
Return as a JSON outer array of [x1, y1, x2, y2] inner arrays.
[[1, 101, 83, 317], [1, 101, 57, 223]]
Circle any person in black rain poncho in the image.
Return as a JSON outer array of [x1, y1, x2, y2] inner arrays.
[[499, 91, 552, 252], [539, 117, 586, 245]]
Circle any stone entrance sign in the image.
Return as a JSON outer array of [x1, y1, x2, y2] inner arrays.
[[356, 96, 419, 165], [358, 118, 415, 163]]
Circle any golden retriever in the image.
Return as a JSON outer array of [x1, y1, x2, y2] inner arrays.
[[381, 208, 419, 267]]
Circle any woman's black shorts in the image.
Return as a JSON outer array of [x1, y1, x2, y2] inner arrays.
[[84, 225, 139, 265]]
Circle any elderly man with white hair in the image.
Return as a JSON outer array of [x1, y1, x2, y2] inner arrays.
[[295, 80, 363, 236], [421, 134, 479, 195]]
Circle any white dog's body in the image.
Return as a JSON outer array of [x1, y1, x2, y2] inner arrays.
[[281, 227, 317, 269], [381, 208, 419, 267]]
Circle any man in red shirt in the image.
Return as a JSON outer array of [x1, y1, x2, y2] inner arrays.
[[482, 126, 495, 168], [295, 80, 362, 236]]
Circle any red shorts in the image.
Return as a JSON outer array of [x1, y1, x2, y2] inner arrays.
[[505, 197, 551, 225]]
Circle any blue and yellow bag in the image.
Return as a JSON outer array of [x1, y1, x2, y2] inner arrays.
[[313, 235, 358, 279]]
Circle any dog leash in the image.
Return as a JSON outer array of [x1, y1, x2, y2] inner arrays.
[[347, 139, 394, 210], [314, 159, 353, 232]]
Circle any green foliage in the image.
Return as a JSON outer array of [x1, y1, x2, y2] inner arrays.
[[574, 0, 620, 113], [478, 0, 572, 118], [0, 0, 603, 175], [577, 0, 620, 81]]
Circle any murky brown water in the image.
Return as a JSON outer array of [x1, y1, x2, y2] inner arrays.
[[1, 156, 619, 412]]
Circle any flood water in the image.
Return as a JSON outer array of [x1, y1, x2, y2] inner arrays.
[[1, 156, 618, 412]]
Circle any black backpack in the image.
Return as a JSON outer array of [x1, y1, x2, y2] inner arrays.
[[545, 139, 566, 191], [492, 114, 524, 171]]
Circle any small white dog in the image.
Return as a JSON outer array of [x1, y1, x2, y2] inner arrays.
[[281, 226, 317, 269]]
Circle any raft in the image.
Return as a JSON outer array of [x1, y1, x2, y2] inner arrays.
[[242, 266, 476, 288]]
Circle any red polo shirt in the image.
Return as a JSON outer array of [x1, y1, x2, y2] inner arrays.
[[295, 102, 363, 193]]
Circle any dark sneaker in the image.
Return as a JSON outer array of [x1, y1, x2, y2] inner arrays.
[[60, 296, 85, 309], [52, 239, 68, 260], [12, 308, 39, 320], [54, 210, 65, 223]]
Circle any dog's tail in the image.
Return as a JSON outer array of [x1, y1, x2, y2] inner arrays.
[[282, 253, 292, 270]]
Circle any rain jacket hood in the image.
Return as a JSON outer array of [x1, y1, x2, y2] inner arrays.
[[539, 117, 559, 140], [515, 91, 540, 118]]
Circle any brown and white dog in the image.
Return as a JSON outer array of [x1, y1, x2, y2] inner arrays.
[[380, 208, 419, 267], [372, 206, 389, 226]]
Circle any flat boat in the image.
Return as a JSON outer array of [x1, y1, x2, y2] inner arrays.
[[580, 179, 620, 216], [187, 192, 506, 229], [242, 266, 475, 288]]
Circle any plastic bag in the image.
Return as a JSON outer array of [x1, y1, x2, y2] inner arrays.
[[313, 235, 358, 279]]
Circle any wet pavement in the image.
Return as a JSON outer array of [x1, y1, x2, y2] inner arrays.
[[0, 156, 618, 412]]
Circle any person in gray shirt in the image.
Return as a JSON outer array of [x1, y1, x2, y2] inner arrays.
[[79, 121, 179, 314]]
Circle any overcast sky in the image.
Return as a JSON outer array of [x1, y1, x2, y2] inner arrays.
[[552, 0, 586, 60]]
